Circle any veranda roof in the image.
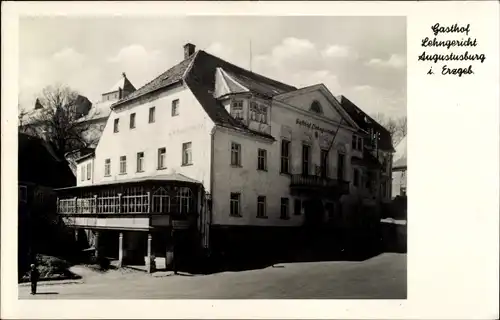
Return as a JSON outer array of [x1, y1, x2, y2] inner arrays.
[[55, 173, 201, 191]]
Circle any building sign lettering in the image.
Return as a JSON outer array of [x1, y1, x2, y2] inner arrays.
[[296, 118, 337, 136]]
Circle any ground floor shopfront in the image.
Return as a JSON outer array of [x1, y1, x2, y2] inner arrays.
[[73, 227, 200, 272]]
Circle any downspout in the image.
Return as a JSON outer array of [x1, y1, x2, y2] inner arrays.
[[208, 126, 217, 251]]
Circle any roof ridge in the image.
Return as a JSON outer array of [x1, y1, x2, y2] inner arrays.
[[111, 53, 196, 108], [199, 50, 297, 91]]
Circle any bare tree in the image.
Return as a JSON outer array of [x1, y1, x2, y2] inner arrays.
[[371, 113, 406, 145], [19, 84, 95, 159], [397, 116, 407, 139]]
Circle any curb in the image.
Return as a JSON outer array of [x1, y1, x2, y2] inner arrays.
[[19, 279, 84, 287]]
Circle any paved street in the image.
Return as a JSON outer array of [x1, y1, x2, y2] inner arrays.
[[19, 253, 406, 299]]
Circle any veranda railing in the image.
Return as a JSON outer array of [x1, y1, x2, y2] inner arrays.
[[58, 192, 152, 214]]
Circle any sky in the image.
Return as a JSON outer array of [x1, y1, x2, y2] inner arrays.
[[19, 16, 406, 118]]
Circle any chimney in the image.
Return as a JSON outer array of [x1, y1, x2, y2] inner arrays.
[[184, 43, 196, 60]]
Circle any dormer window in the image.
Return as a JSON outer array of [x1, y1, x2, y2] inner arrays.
[[310, 100, 323, 114], [250, 102, 268, 124], [231, 100, 244, 120]]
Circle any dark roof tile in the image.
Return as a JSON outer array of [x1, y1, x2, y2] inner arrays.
[[336, 95, 394, 151], [112, 55, 195, 108]]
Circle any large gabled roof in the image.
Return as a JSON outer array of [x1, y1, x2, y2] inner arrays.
[[184, 50, 298, 139], [112, 56, 195, 108], [109, 48, 388, 143], [105, 74, 136, 95], [335, 95, 394, 152], [111, 50, 297, 140]]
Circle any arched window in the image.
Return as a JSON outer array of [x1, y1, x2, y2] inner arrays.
[[310, 100, 323, 114]]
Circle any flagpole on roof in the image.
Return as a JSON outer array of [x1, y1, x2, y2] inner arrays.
[[249, 39, 252, 72]]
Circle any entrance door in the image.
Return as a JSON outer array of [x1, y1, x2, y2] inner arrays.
[[303, 198, 324, 226]]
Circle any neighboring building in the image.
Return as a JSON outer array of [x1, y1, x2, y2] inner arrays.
[[18, 133, 76, 275], [56, 43, 393, 271], [19, 96, 92, 131], [65, 73, 137, 174], [391, 135, 407, 198], [336, 95, 395, 203]]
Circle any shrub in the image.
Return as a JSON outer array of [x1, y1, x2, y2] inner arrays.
[[20, 254, 78, 282]]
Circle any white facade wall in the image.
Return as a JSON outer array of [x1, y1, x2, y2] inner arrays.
[[211, 94, 355, 227], [77, 157, 95, 186], [77, 84, 215, 192], [73, 80, 388, 229]]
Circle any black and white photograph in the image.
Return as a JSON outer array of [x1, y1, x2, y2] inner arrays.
[[3, 2, 499, 318], [15, 15, 408, 300]]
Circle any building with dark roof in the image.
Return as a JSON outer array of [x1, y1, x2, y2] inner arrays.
[[57, 43, 394, 272], [18, 133, 77, 273], [392, 135, 407, 198]]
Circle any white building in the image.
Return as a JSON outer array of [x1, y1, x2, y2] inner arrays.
[[57, 43, 393, 271], [65, 73, 138, 173], [392, 135, 407, 198]]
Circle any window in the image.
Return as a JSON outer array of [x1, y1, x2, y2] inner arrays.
[[259, 106, 268, 124], [250, 102, 258, 121], [230, 193, 241, 217], [257, 196, 266, 218], [171, 99, 180, 116], [353, 169, 360, 187], [302, 144, 310, 175], [320, 149, 328, 178], [250, 102, 268, 124], [136, 152, 144, 172], [231, 142, 241, 166], [294, 199, 302, 215], [182, 142, 192, 165], [310, 100, 323, 114], [19, 186, 27, 203], [257, 149, 267, 171], [113, 118, 119, 133], [280, 197, 289, 219], [280, 140, 290, 174], [352, 135, 363, 151], [120, 156, 127, 174], [86, 163, 91, 180], [130, 113, 136, 129], [231, 100, 244, 120], [35, 190, 44, 204], [158, 147, 166, 169], [80, 165, 85, 181], [149, 107, 155, 123], [104, 158, 111, 176], [177, 187, 193, 214]]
